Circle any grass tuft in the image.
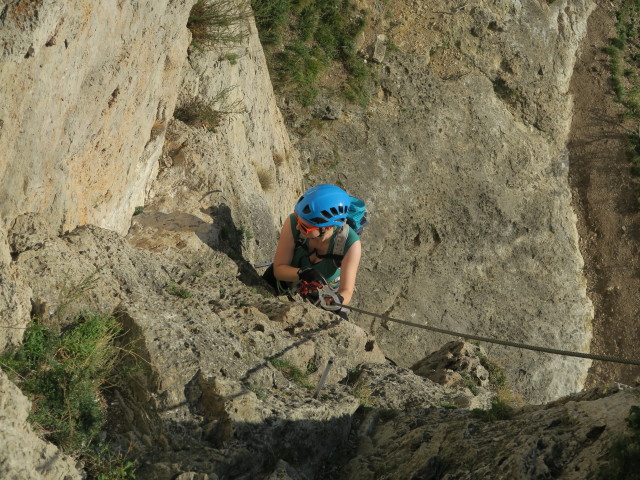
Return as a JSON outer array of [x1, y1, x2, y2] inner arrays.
[[174, 100, 224, 131], [167, 284, 191, 298], [273, 152, 285, 167], [470, 394, 516, 422], [0, 313, 132, 477], [270, 357, 313, 390], [257, 167, 274, 190], [174, 87, 244, 132]]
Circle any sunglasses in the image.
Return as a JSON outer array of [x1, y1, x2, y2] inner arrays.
[[294, 213, 320, 235]]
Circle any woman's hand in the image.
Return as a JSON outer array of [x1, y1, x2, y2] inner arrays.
[[297, 268, 326, 284]]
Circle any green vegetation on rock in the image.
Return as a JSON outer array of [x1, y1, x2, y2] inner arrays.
[[0, 313, 135, 478], [270, 357, 314, 390], [606, 0, 640, 204], [187, 0, 251, 50], [252, 0, 372, 106], [598, 405, 640, 479]]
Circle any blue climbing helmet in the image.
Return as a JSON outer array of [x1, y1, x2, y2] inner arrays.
[[294, 184, 351, 227]]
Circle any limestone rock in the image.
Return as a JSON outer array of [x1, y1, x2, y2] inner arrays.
[[353, 361, 493, 411], [412, 341, 490, 388], [0, 223, 31, 352], [0, 0, 194, 235], [8, 213, 58, 254], [372, 34, 387, 63], [140, 15, 303, 265], [336, 385, 640, 480]]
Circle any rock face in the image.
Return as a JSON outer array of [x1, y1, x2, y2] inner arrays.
[[0, 0, 596, 403], [0, 0, 193, 235], [295, 0, 595, 403], [337, 384, 640, 480], [137, 15, 303, 264], [0, 0, 628, 478], [0, 222, 31, 351], [6, 223, 387, 478]]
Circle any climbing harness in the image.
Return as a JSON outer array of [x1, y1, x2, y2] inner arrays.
[[338, 304, 640, 367]]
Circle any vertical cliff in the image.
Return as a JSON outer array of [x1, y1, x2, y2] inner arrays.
[[0, 0, 193, 234]]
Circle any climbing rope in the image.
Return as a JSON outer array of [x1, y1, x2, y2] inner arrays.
[[341, 304, 640, 366]]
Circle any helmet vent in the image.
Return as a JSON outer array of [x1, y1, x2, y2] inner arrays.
[[302, 205, 311, 214]]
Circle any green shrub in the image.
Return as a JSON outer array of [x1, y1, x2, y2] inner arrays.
[[174, 100, 223, 131], [167, 284, 191, 298], [88, 443, 137, 480], [251, 0, 290, 45], [607, 2, 640, 115], [470, 396, 516, 422], [614, 0, 640, 208], [0, 314, 139, 478], [2, 315, 120, 450], [174, 87, 243, 131], [252, 0, 372, 106], [0, 313, 123, 449], [187, 0, 251, 50], [478, 352, 508, 389]]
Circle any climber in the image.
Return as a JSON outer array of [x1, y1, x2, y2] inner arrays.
[[262, 184, 362, 316]]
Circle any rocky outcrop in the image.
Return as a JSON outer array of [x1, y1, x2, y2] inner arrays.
[[0, 370, 82, 480], [337, 384, 640, 480], [0, 0, 629, 478], [3, 213, 636, 480], [0, 0, 597, 404], [9, 223, 381, 478], [294, 0, 595, 403], [7, 222, 507, 479], [0, 222, 31, 351]]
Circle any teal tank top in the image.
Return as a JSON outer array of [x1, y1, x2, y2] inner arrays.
[[288, 213, 360, 283]]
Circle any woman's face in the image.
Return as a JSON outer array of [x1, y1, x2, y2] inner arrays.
[[295, 213, 323, 239]]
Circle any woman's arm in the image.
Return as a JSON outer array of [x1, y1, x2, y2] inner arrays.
[[273, 220, 301, 282], [337, 240, 361, 305]]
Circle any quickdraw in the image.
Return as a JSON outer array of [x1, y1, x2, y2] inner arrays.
[[315, 284, 342, 311]]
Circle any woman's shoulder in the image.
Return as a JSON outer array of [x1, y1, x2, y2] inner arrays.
[[288, 213, 299, 238]]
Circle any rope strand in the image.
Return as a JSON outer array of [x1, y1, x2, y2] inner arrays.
[[344, 305, 640, 366]]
